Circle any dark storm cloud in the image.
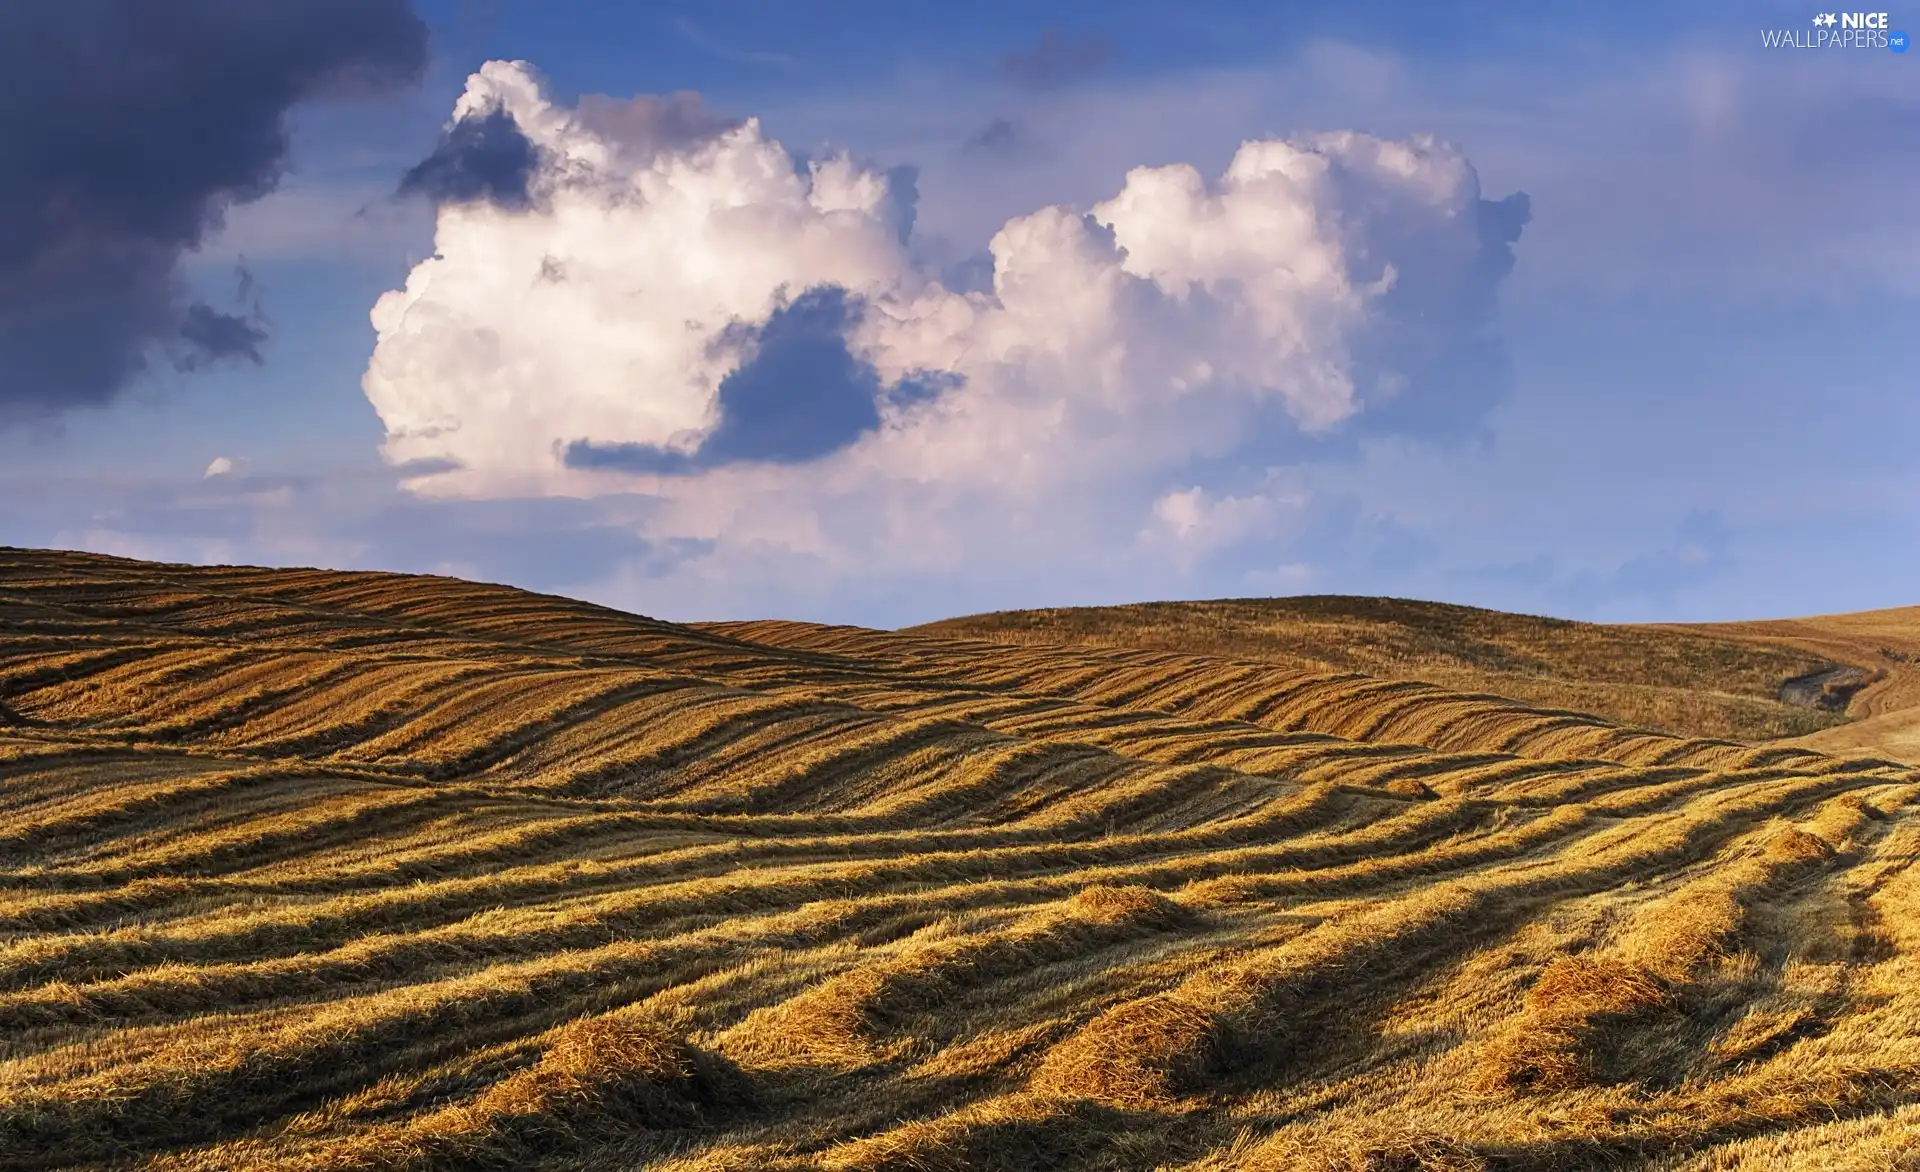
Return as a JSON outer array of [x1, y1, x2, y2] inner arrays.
[[567, 285, 962, 477], [391, 456, 465, 478], [705, 286, 882, 463], [566, 286, 882, 474], [0, 0, 428, 420], [176, 305, 268, 370], [398, 87, 750, 213], [995, 29, 1113, 90], [564, 441, 696, 476], [398, 106, 539, 209]]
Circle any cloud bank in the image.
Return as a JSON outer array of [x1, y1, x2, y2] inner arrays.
[[0, 0, 427, 421], [364, 61, 1526, 615]]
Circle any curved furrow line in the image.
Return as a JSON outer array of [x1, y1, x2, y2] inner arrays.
[[497, 692, 868, 792], [713, 622, 1866, 782], [721, 885, 1202, 1069], [1025, 767, 1889, 1108], [0, 909, 890, 1162], [27, 785, 463, 880], [0, 750, 235, 818], [786, 741, 1120, 827], [5, 646, 253, 726], [0, 782, 1366, 941], [40, 654, 373, 744], [318, 670, 682, 776], [0, 644, 203, 707], [0, 792, 1531, 996], [683, 728, 1192, 826], [203, 660, 511, 757], [581, 714, 998, 814], [702, 671, 1670, 818], [0, 764, 375, 863]]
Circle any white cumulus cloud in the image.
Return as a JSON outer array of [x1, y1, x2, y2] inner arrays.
[[1143, 471, 1310, 567], [361, 61, 1524, 615]]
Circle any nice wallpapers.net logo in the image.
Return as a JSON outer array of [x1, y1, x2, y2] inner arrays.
[[1762, 11, 1910, 49]]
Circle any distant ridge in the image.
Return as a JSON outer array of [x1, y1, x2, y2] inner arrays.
[[911, 594, 1920, 759]]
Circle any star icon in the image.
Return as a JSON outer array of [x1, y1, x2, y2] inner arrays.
[[1813, 12, 1838, 25]]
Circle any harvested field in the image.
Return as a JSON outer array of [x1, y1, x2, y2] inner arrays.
[[911, 596, 1865, 745], [2, 548, 1918, 1170]]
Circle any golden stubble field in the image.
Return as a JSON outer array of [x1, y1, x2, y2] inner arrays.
[[1, 548, 1917, 1170]]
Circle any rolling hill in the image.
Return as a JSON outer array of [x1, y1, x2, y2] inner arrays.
[[912, 596, 1920, 756], [2, 548, 1918, 1170]]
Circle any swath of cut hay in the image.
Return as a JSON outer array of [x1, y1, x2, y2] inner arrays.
[[1473, 796, 1877, 1096], [1, 547, 1918, 1171], [309, 1011, 753, 1171], [724, 885, 1195, 1068]]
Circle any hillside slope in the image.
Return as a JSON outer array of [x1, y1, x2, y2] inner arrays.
[[910, 596, 1890, 748], [2, 549, 1918, 1171], [1678, 607, 1920, 764]]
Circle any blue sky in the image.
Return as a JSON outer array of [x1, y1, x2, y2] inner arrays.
[[1, 1, 1913, 626]]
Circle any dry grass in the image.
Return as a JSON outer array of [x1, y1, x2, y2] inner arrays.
[[307, 1011, 752, 1170], [909, 595, 1864, 744], [1, 547, 1917, 1170], [1685, 606, 1920, 765]]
